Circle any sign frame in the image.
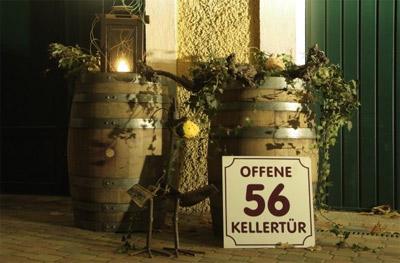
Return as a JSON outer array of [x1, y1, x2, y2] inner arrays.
[[222, 156, 315, 248]]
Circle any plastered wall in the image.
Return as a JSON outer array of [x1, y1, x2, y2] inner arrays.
[[177, 0, 259, 69], [145, 0, 299, 215], [176, 0, 259, 214]]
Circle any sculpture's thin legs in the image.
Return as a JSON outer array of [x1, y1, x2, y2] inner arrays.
[[130, 198, 171, 258], [163, 197, 205, 257]]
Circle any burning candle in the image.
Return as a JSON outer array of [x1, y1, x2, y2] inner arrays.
[[115, 57, 130, 72]]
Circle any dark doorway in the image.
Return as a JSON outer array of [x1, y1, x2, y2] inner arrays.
[[0, 0, 113, 195]]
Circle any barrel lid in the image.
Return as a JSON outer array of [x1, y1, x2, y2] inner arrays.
[[73, 92, 170, 104], [259, 77, 287, 89], [78, 72, 139, 83], [76, 72, 177, 96], [219, 101, 302, 112], [69, 118, 164, 129]]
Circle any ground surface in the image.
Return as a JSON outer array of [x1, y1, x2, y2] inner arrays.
[[0, 195, 399, 263]]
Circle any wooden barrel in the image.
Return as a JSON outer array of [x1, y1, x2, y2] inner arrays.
[[68, 72, 174, 232], [207, 77, 318, 235]]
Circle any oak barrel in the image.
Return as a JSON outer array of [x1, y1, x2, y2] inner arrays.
[[207, 77, 318, 234], [68, 72, 174, 232]]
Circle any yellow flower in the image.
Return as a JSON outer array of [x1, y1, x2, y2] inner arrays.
[[180, 120, 200, 139], [265, 56, 286, 71], [317, 67, 331, 79]]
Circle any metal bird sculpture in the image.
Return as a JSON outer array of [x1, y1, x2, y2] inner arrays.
[[128, 97, 218, 258]]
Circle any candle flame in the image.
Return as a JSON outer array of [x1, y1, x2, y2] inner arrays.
[[116, 58, 130, 72]]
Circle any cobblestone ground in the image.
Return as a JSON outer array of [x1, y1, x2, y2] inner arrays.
[[0, 195, 399, 263]]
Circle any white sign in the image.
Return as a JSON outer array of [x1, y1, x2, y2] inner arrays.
[[222, 156, 315, 248]]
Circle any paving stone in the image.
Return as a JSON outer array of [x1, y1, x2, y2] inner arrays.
[[258, 248, 288, 255], [304, 251, 333, 260], [0, 254, 41, 262], [248, 256, 277, 263], [352, 257, 382, 263], [1, 195, 400, 263], [203, 252, 231, 259], [303, 257, 325, 263], [230, 249, 260, 256], [277, 253, 306, 261], [0, 240, 32, 249], [285, 250, 306, 256], [254, 252, 279, 259], [332, 255, 354, 261], [0, 244, 26, 253], [199, 257, 230, 263], [23, 253, 64, 262], [383, 246, 400, 256], [332, 249, 359, 257], [58, 245, 104, 255], [278, 260, 306, 263], [0, 247, 18, 255], [378, 255, 400, 261], [177, 256, 203, 262], [228, 255, 252, 261]]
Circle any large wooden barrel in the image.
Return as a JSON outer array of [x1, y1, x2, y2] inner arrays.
[[68, 72, 174, 232], [207, 77, 318, 234]]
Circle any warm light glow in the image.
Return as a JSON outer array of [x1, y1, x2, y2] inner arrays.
[[116, 58, 130, 72], [288, 128, 301, 139]]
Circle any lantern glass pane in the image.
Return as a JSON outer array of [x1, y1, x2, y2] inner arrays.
[[108, 26, 135, 72]]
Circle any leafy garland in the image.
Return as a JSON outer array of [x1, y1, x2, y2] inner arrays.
[[185, 45, 360, 209], [49, 40, 360, 208], [48, 41, 360, 208], [287, 48, 360, 208], [49, 42, 366, 249], [48, 43, 100, 77], [185, 52, 298, 121]]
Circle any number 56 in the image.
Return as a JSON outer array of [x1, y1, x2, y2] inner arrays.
[[244, 184, 290, 217]]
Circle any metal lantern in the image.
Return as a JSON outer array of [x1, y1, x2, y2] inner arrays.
[[100, 6, 146, 73]]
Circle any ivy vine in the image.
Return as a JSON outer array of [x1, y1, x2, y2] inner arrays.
[[49, 41, 360, 209], [184, 45, 360, 209], [291, 47, 360, 209], [48, 43, 100, 77], [49, 40, 364, 248]]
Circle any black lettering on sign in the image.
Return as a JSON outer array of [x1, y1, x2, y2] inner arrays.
[[244, 184, 265, 217], [286, 166, 292, 177], [267, 166, 273, 177], [268, 183, 290, 217], [299, 221, 306, 233], [243, 184, 290, 217], [271, 222, 279, 233], [240, 166, 293, 177], [232, 222, 240, 233], [240, 166, 251, 177], [229, 221, 307, 234]]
